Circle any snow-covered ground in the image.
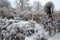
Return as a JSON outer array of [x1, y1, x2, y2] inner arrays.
[[7, 20, 48, 40], [48, 33, 60, 40], [0, 18, 60, 40]]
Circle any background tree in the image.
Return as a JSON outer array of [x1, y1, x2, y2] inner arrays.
[[16, 0, 30, 11], [32, 1, 42, 11], [0, 0, 11, 8], [44, 1, 54, 19]]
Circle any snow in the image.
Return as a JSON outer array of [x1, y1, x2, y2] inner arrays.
[[6, 20, 49, 40], [0, 18, 60, 40], [48, 33, 60, 40]]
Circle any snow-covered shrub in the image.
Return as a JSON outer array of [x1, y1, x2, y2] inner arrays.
[[1, 18, 57, 40], [18, 10, 33, 21], [1, 20, 48, 40], [41, 16, 57, 37], [6, 21, 36, 37], [55, 19, 60, 33]]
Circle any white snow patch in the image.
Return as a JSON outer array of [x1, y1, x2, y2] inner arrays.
[[48, 33, 60, 40]]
